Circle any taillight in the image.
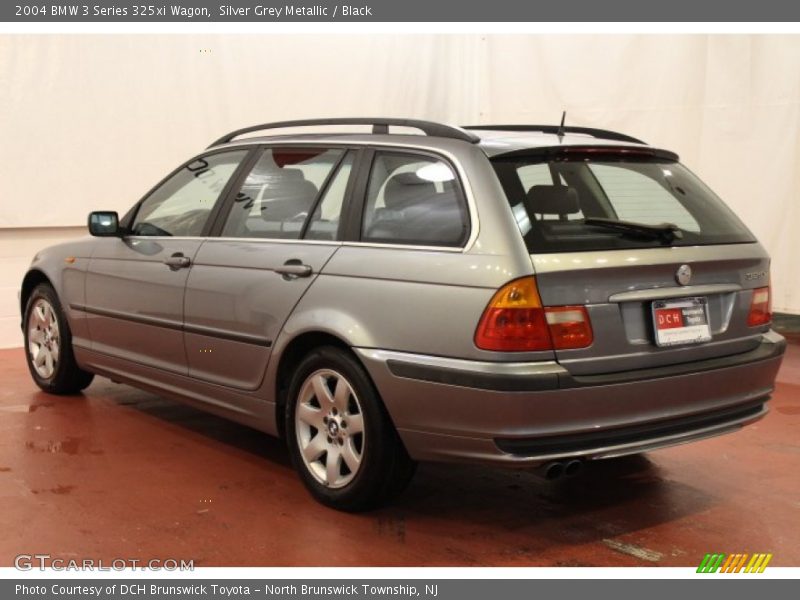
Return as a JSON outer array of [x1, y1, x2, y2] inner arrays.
[[474, 277, 593, 352], [474, 277, 551, 351], [544, 306, 594, 350], [747, 286, 772, 326]]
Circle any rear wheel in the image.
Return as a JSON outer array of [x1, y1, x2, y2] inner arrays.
[[24, 283, 94, 394], [285, 346, 416, 511]]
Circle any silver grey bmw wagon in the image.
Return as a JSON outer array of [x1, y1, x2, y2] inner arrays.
[[20, 118, 785, 510]]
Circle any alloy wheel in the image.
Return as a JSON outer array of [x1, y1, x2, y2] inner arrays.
[[27, 298, 60, 380], [294, 369, 365, 489]]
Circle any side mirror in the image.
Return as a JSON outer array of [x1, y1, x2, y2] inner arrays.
[[88, 211, 120, 237]]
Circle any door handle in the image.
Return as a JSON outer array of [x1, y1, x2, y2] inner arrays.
[[275, 259, 313, 279], [163, 252, 191, 270]]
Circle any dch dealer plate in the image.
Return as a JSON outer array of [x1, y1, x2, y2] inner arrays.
[[652, 296, 712, 347]]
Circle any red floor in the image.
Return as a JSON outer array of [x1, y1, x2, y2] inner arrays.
[[1, 343, 798, 567]]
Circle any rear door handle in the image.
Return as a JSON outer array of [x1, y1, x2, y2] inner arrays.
[[275, 259, 313, 279], [163, 252, 191, 270]]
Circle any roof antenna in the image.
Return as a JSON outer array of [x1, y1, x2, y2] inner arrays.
[[556, 110, 566, 138]]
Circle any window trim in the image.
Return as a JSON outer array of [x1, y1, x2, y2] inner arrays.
[[124, 147, 257, 238], [206, 139, 480, 252], [339, 147, 373, 242], [298, 150, 352, 240], [120, 140, 479, 252], [350, 147, 472, 248]]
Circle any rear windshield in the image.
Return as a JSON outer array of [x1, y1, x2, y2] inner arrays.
[[491, 153, 755, 253]]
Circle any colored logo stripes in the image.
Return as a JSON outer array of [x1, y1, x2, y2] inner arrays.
[[697, 553, 772, 573]]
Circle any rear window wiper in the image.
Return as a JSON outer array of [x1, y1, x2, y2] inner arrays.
[[583, 217, 683, 243]]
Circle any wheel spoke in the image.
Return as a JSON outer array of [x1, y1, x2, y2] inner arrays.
[[341, 439, 361, 473], [333, 377, 351, 412], [346, 413, 364, 435], [34, 305, 46, 327], [50, 341, 60, 364], [302, 433, 327, 463], [34, 346, 47, 367], [325, 447, 342, 485], [44, 351, 54, 376], [28, 328, 45, 345], [42, 304, 53, 327], [297, 402, 324, 429], [312, 374, 334, 406]]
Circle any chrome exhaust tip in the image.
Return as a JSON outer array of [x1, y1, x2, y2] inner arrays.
[[564, 459, 584, 478], [542, 461, 565, 480]]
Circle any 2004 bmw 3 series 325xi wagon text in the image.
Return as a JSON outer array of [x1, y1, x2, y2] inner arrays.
[[20, 118, 785, 511]]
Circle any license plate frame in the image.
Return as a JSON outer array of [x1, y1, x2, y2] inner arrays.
[[651, 296, 712, 347]]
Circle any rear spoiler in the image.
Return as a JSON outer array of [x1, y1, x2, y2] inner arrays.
[[491, 145, 679, 162]]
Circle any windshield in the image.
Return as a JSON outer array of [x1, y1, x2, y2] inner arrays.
[[491, 153, 755, 253]]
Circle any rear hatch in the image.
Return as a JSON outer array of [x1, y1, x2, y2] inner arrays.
[[491, 146, 771, 375]]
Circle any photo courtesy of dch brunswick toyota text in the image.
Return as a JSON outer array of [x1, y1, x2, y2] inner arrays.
[[0, 0, 799, 596]]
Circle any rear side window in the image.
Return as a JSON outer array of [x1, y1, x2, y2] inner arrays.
[[222, 148, 345, 239], [361, 152, 469, 247], [492, 153, 755, 253]]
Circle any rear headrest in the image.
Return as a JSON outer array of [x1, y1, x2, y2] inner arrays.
[[281, 168, 306, 182], [383, 172, 437, 210], [259, 169, 319, 220], [525, 185, 580, 215]]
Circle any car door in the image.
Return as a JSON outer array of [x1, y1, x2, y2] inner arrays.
[[182, 146, 355, 389], [84, 149, 251, 374]]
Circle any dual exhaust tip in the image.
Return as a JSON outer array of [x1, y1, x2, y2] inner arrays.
[[538, 459, 584, 481]]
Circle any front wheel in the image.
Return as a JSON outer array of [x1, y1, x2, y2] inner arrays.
[[285, 346, 416, 512], [24, 283, 94, 394]]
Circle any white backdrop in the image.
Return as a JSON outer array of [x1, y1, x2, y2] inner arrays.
[[1, 34, 799, 317]]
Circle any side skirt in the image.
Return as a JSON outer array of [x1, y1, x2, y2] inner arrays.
[[74, 345, 278, 436]]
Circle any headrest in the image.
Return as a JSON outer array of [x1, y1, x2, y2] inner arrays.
[[280, 168, 306, 182], [383, 172, 437, 210], [259, 169, 319, 220], [525, 185, 580, 215]]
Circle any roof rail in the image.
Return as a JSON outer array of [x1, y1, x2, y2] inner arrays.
[[463, 125, 645, 145], [209, 118, 480, 147]]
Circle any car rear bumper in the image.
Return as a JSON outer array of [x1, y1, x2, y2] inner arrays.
[[355, 330, 785, 466]]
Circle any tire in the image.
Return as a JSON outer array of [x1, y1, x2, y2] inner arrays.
[[285, 346, 416, 512], [23, 283, 94, 394]]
